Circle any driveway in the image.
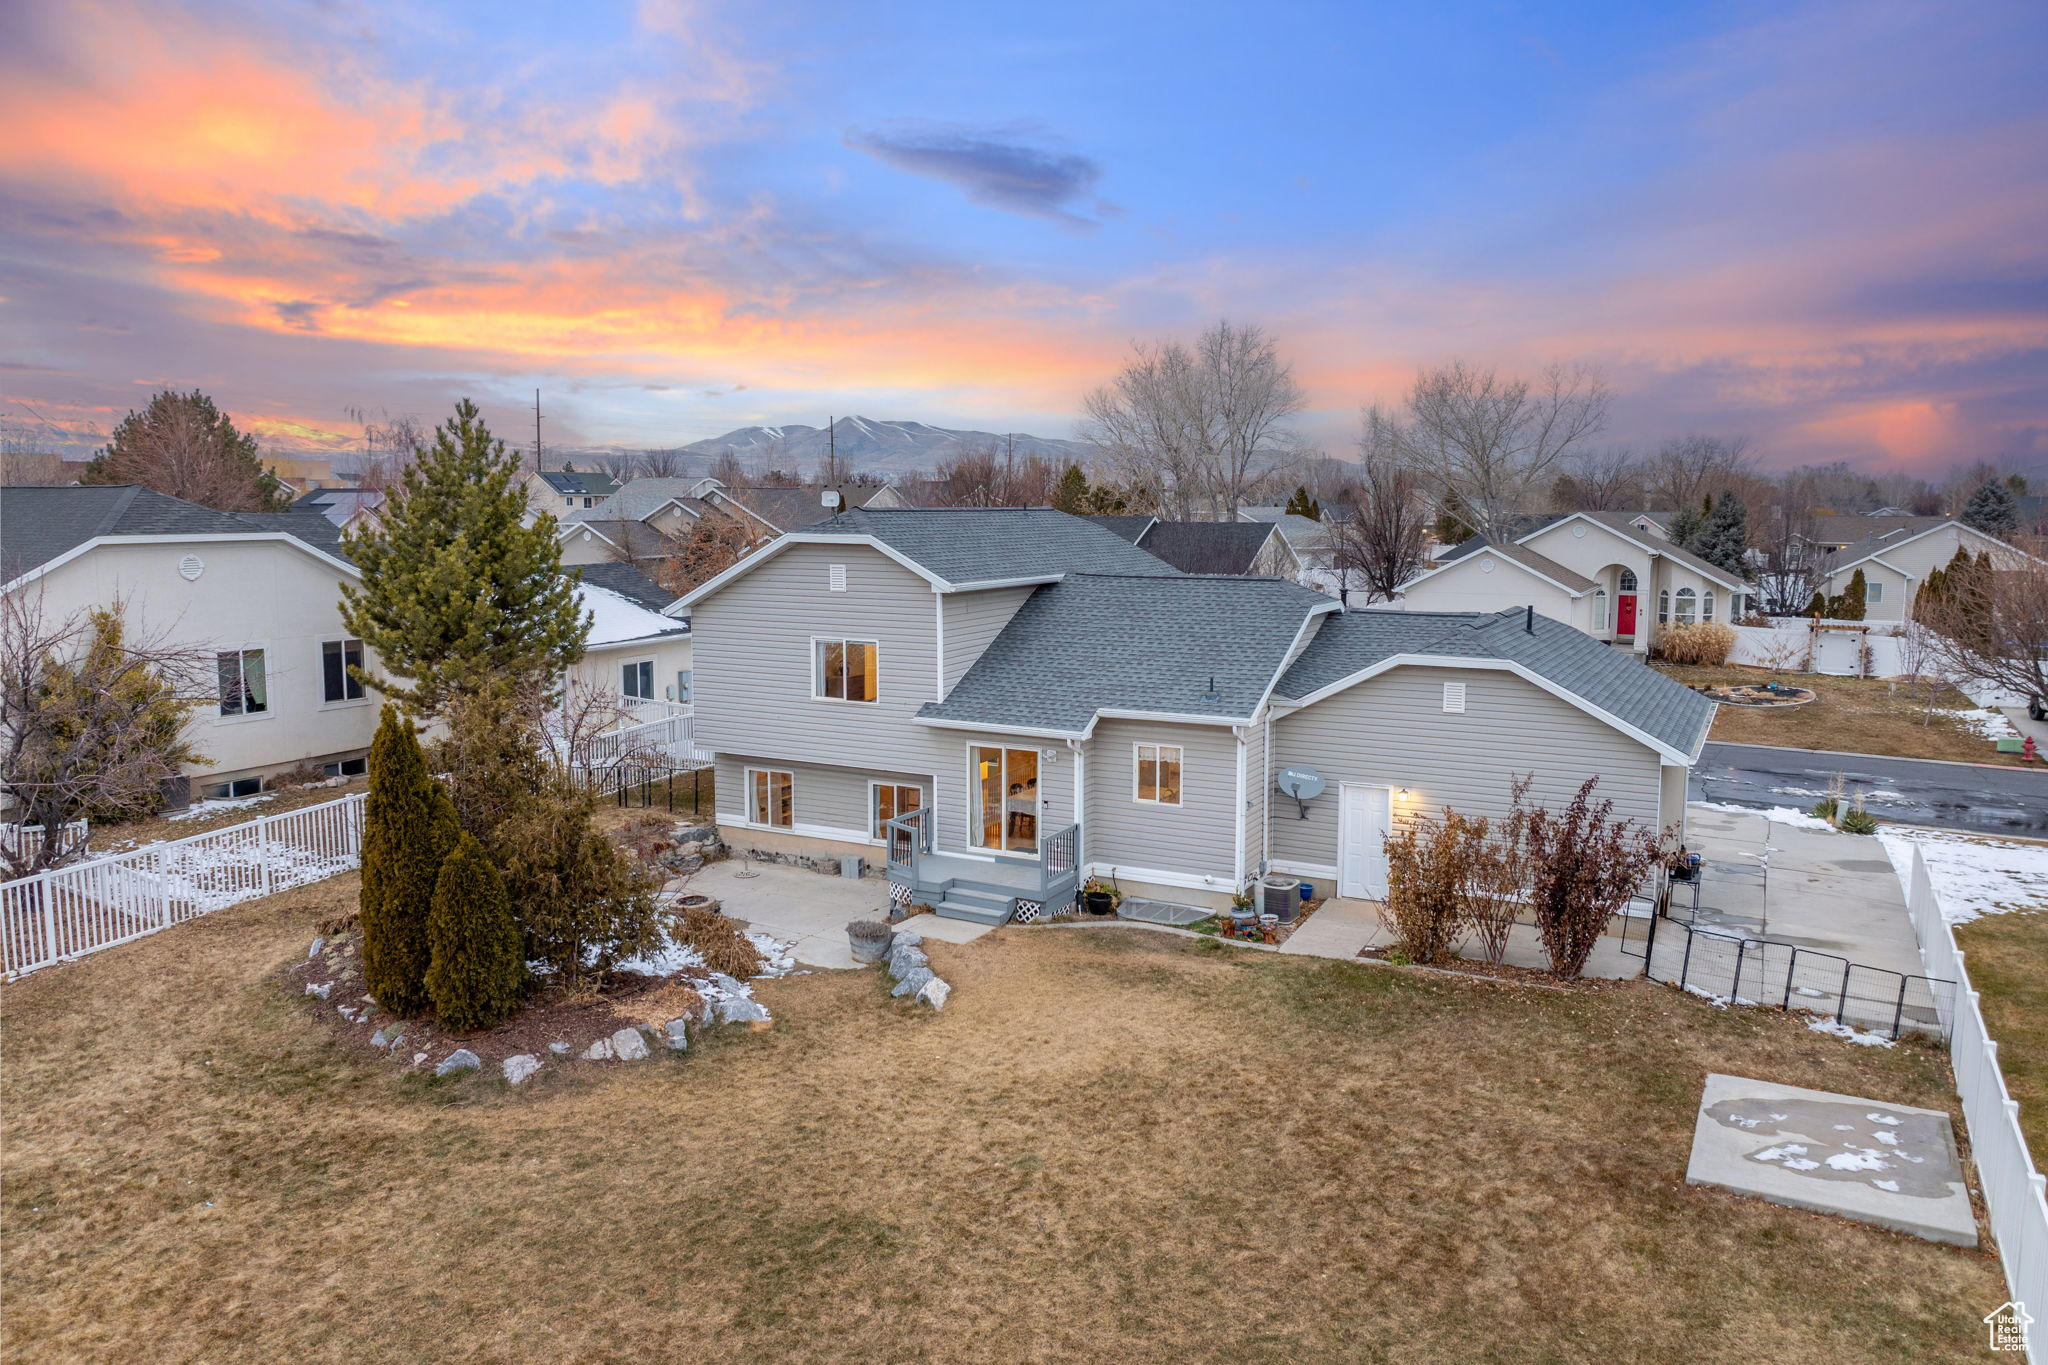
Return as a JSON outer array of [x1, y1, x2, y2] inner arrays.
[[674, 860, 995, 969], [1692, 740, 2047, 837]]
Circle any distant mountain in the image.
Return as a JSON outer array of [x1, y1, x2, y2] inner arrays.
[[678, 416, 1092, 475]]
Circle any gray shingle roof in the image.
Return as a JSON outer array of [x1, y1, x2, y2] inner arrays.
[[572, 561, 682, 615], [1276, 606, 1715, 758], [564, 477, 712, 524], [803, 507, 1178, 585], [1520, 512, 1748, 588], [1808, 514, 1948, 549], [1428, 537, 1597, 592], [2, 485, 351, 582], [715, 484, 892, 532], [918, 573, 1335, 733], [1136, 521, 1285, 575], [1085, 515, 1158, 544], [537, 470, 620, 496]]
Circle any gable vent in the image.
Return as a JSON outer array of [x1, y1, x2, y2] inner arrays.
[[828, 563, 847, 592], [1442, 682, 1467, 714]]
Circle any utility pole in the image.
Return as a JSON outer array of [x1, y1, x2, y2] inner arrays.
[[533, 389, 542, 474], [827, 415, 836, 486]]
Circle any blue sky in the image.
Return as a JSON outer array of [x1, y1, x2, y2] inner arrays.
[[1, 0, 2043, 473]]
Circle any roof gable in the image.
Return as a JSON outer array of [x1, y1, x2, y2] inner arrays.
[[2, 485, 355, 585]]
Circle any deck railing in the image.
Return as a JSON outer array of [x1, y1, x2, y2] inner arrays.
[[884, 808, 932, 885], [1038, 822, 1080, 914]]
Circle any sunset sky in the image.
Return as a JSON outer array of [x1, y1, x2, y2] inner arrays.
[[2, 0, 2044, 474]]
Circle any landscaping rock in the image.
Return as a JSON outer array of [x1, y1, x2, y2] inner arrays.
[[434, 1049, 481, 1077], [917, 977, 951, 1010], [716, 995, 771, 1024], [890, 929, 924, 950], [664, 1018, 691, 1050], [891, 966, 935, 998], [370, 1027, 402, 1049], [674, 825, 717, 845], [304, 981, 332, 1000], [582, 1037, 615, 1061], [503, 1054, 543, 1086], [548, 1041, 571, 1055], [610, 1027, 650, 1061], [708, 971, 746, 996], [411, 1051, 428, 1066], [886, 945, 929, 978], [307, 937, 324, 959]]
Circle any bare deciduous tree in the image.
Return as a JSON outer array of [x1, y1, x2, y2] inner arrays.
[[647, 508, 761, 596], [1080, 319, 1307, 520], [1367, 360, 1610, 538], [1328, 460, 1431, 603], [1548, 446, 1644, 511], [1917, 559, 2048, 718], [928, 440, 1061, 507], [1642, 435, 1755, 513], [1, 593, 212, 874]]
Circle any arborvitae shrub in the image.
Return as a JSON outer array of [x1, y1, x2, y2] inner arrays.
[[360, 707, 457, 1014], [425, 832, 527, 1032]]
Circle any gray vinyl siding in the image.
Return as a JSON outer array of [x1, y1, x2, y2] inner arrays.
[[941, 587, 1035, 696], [1241, 718, 1266, 878], [1083, 719, 1239, 883], [1661, 762, 1689, 846], [1269, 665, 1664, 870], [716, 753, 934, 839]]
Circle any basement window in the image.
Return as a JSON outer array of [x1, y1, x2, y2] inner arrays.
[[1442, 682, 1467, 713]]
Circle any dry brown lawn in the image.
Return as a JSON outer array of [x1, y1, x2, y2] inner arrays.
[[1954, 908, 2048, 1167], [1656, 663, 2025, 765], [1, 876, 2005, 1363]]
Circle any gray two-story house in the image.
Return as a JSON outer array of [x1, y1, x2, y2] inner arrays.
[[672, 508, 1714, 924]]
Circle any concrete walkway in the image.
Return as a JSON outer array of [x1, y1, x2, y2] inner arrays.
[[673, 860, 994, 969], [1277, 896, 1639, 978]]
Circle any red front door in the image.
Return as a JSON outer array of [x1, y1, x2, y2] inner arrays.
[[1616, 594, 1638, 635]]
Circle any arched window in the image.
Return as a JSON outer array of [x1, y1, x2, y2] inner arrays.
[[1703, 590, 1716, 622], [1658, 589, 1671, 624], [1592, 588, 1609, 632], [1675, 588, 1698, 625], [1618, 568, 1638, 593]]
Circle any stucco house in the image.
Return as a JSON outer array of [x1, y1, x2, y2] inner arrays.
[[1812, 518, 2036, 621], [1400, 512, 1751, 654], [2, 485, 381, 799], [566, 563, 692, 715], [523, 468, 621, 520], [673, 507, 1712, 923]]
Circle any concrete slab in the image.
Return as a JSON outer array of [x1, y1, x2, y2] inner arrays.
[[673, 860, 992, 970], [1277, 897, 1380, 959], [1685, 1073, 1975, 1247], [1281, 897, 1638, 979]]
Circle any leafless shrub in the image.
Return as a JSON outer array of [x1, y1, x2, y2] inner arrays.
[[676, 903, 764, 979], [1383, 811, 1474, 964], [1654, 623, 1737, 667], [1461, 777, 1533, 967], [1523, 778, 1663, 981]]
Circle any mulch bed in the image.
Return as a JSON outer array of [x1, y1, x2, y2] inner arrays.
[[278, 926, 711, 1074], [1355, 945, 1627, 994]]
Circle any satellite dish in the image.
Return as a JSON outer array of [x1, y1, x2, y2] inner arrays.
[[1275, 766, 1326, 819], [821, 488, 843, 510]]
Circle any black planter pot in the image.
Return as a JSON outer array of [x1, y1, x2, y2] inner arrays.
[[1084, 891, 1116, 916]]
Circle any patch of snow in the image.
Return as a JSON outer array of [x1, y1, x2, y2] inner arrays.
[[1872, 1178, 1901, 1192], [1878, 825, 2048, 923], [1873, 1130, 1900, 1145], [1825, 1148, 1889, 1172], [1866, 1113, 1901, 1125], [1683, 984, 1757, 1007], [1806, 1017, 1896, 1047], [1950, 708, 2020, 741], [166, 794, 276, 821], [1694, 801, 1837, 832]]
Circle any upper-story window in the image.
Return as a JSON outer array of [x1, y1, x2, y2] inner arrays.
[[217, 648, 268, 717], [1135, 743, 1182, 805], [815, 639, 878, 703], [322, 638, 366, 703]]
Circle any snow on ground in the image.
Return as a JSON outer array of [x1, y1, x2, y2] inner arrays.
[[1695, 801, 1837, 832], [1878, 825, 2048, 923], [165, 793, 276, 821], [1807, 1017, 1896, 1047], [1950, 708, 2020, 742]]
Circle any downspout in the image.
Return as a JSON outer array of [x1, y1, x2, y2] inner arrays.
[[1232, 724, 1248, 891], [1067, 736, 1086, 870]]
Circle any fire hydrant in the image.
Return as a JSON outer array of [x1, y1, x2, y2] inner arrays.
[[2025, 736, 2039, 764]]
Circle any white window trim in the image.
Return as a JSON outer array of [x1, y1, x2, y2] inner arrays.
[[809, 636, 881, 705], [1864, 581, 1884, 603], [966, 742, 1045, 858], [317, 635, 371, 710], [866, 779, 926, 840], [1591, 588, 1609, 633], [744, 766, 795, 829], [1132, 742, 1185, 808], [619, 654, 658, 701], [214, 642, 274, 725]]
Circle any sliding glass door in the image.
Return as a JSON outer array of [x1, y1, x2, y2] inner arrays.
[[971, 746, 1039, 854]]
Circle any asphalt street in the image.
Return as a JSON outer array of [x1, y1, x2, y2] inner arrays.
[[1690, 741, 2048, 838]]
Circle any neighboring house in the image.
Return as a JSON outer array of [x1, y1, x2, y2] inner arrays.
[[1813, 519, 2040, 621], [1236, 507, 1336, 567], [557, 518, 684, 567], [564, 563, 692, 718], [293, 487, 387, 530], [524, 468, 622, 519], [265, 456, 347, 492], [710, 482, 901, 533], [1, 485, 380, 800], [1400, 512, 1751, 655], [1805, 514, 1953, 555], [674, 507, 1712, 921], [563, 477, 730, 538], [1089, 517, 1302, 577]]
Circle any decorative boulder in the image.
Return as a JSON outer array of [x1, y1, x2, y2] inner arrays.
[[304, 982, 332, 1000], [582, 1037, 615, 1061], [708, 971, 746, 996], [547, 1041, 571, 1055], [609, 1027, 650, 1061], [503, 1054, 543, 1086], [887, 945, 929, 978], [891, 966, 935, 998], [716, 995, 771, 1024], [307, 937, 325, 959], [434, 1049, 481, 1077], [848, 918, 894, 964], [917, 977, 951, 1010], [370, 1027, 402, 1049], [890, 929, 924, 950], [664, 1018, 691, 1051]]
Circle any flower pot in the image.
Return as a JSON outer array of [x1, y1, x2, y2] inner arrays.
[[1084, 890, 1116, 916]]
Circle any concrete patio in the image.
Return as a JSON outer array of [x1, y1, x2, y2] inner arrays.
[[1282, 895, 1641, 978], [673, 860, 995, 969]]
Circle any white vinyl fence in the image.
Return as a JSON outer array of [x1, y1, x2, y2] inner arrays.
[[1907, 847, 2047, 1357], [0, 793, 365, 980], [0, 819, 90, 868], [580, 710, 711, 772], [1727, 620, 1912, 677]]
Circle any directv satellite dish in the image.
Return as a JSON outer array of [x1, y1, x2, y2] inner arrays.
[[821, 489, 842, 510], [1275, 766, 1326, 820]]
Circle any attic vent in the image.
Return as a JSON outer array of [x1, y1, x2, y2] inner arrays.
[[828, 563, 847, 592], [177, 554, 205, 581], [1442, 682, 1467, 714]]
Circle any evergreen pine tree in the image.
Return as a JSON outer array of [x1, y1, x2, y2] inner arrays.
[[1665, 494, 1712, 552], [340, 400, 588, 713], [1962, 477, 2019, 538], [1432, 491, 1476, 544], [1285, 486, 1322, 519], [31, 609, 204, 823], [1804, 591, 1828, 618], [359, 706, 458, 1014], [1840, 569, 1868, 621], [1693, 491, 1750, 576], [1051, 464, 1091, 515], [425, 831, 527, 1032]]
